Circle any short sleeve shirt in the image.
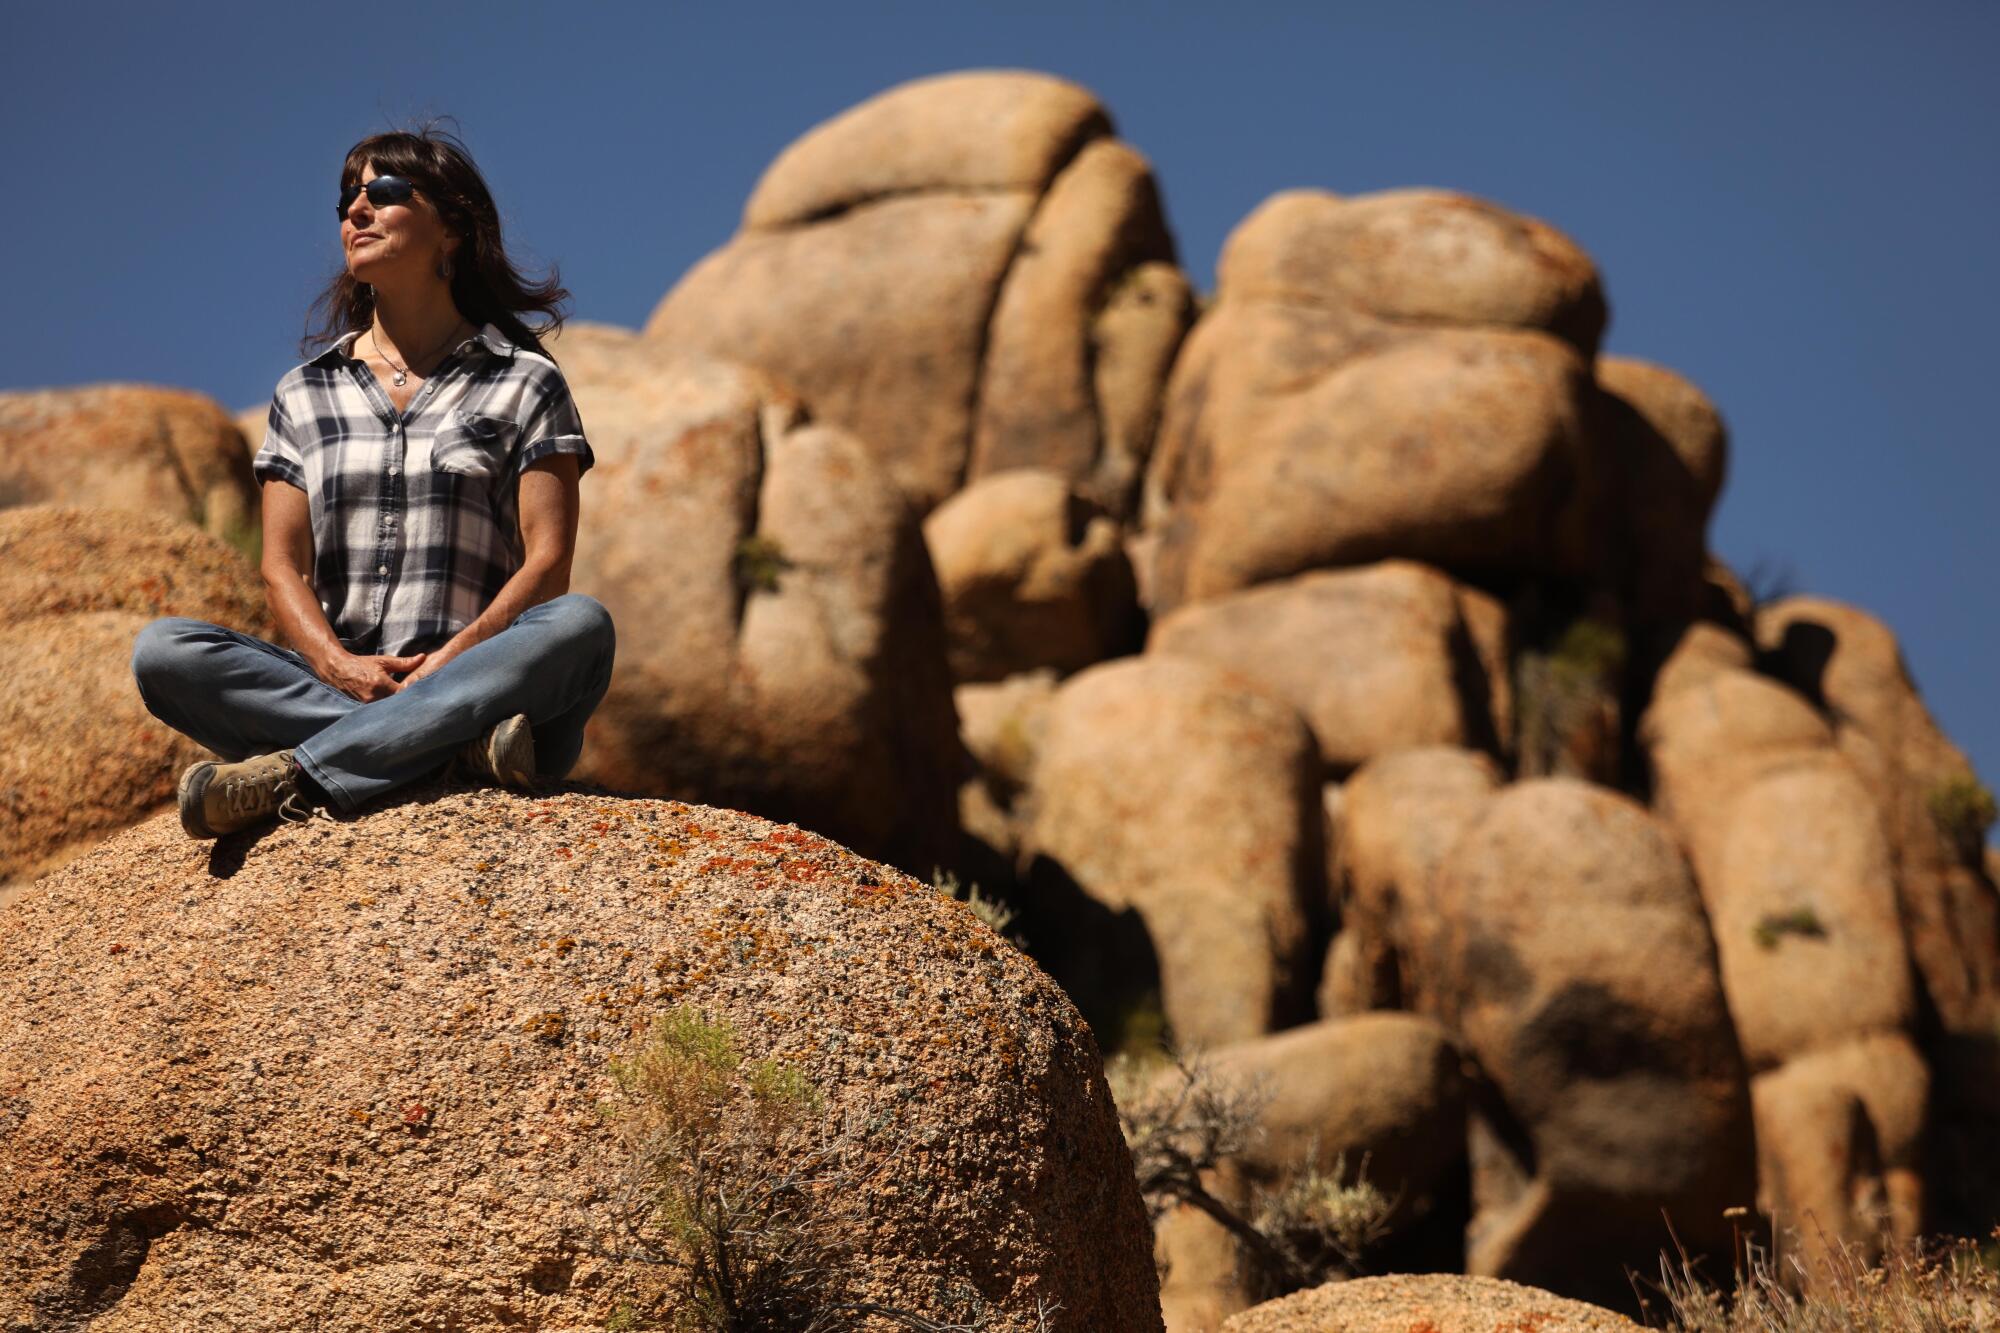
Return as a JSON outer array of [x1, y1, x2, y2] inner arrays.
[[252, 323, 593, 657]]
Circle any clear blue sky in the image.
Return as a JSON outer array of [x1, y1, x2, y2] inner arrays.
[[7, 3, 1996, 795]]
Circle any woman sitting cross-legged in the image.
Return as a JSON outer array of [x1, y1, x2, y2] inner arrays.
[[132, 122, 614, 839]]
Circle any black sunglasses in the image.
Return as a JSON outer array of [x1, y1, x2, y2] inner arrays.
[[337, 175, 416, 220]]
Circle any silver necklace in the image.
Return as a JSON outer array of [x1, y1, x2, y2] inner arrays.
[[372, 322, 468, 387]]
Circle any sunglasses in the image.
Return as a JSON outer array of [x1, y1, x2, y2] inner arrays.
[[337, 175, 417, 221]]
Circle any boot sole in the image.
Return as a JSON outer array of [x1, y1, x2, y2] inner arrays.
[[178, 761, 220, 839], [488, 714, 537, 790]]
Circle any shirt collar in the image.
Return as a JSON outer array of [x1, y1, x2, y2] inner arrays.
[[310, 321, 517, 368]]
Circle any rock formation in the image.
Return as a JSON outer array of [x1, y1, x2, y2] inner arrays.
[[646, 70, 1193, 518], [0, 384, 259, 545], [0, 506, 268, 887], [549, 323, 965, 877]]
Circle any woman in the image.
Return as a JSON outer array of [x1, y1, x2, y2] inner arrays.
[[132, 124, 614, 838]]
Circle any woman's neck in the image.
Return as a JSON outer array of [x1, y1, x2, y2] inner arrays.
[[368, 287, 470, 370]]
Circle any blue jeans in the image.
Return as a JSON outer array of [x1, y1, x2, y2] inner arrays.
[[131, 594, 615, 812]]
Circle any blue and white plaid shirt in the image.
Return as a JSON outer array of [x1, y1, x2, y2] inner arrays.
[[253, 322, 593, 657]]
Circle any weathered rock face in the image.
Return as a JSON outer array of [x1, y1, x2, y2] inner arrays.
[[1143, 189, 1607, 612], [1640, 656, 1924, 1255], [1221, 1274, 1640, 1333], [0, 788, 1161, 1330], [0, 384, 259, 543], [1021, 657, 1323, 1049], [646, 71, 1192, 518], [1428, 781, 1755, 1308], [0, 506, 269, 885], [550, 325, 964, 877], [1154, 1014, 1469, 1329], [1330, 747, 1504, 1017], [1148, 562, 1506, 776], [1597, 356, 1728, 626], [1755, 596, 2000, 1038], [924, 469, 1140, 683]]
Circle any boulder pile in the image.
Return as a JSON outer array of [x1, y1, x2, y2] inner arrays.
[[5, 65, 1992, 1330]]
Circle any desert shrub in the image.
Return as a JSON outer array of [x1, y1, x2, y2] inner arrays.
[[1107, 1047, 1395, 1299], [1647, 1228, 2000, 1331], [1514, 615, 1627, 780], [732, 534, 793, 596], [1928, 776, 1997, 856], [1753, 906, 1828, 951], [593, 1007, 1049, 1331], [931, 869, 1022, 944]]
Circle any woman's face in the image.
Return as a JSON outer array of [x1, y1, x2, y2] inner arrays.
[[342, 159, 457, 289]]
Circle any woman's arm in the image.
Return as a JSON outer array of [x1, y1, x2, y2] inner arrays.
[[260, 480, 426, 700], [403, 454, 581, 684]]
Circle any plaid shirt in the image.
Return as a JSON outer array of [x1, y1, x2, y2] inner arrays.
[[252, 322, 593, 657]]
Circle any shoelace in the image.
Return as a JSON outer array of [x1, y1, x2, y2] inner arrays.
[[218, 767, 309, 823]]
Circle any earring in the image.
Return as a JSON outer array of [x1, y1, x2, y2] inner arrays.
[[437, 255, 453, 282]]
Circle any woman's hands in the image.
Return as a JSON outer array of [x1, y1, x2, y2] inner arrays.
[[313, 648, 428, 702]]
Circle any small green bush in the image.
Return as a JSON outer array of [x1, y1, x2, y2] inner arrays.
[[732, 534, 793, 596], [1753, 907, 1828, 951], [1928, 776, 1997, 853]]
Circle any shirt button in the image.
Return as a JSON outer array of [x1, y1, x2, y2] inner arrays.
[[377, 564, 389, 576]]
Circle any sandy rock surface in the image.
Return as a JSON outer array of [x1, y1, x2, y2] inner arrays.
[[0, 384, 258, 542], [0, 785, 1160, 1330], [1221, 1273, 1639, 1332], [0, 506, 269, 885]]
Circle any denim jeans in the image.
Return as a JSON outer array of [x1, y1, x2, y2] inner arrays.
[[131, 594, 616, 812]]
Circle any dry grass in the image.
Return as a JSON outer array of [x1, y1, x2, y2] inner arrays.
[[1644, 1227, 2000, 1331]]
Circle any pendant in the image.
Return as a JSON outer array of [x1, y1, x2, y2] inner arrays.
[[393, 371, 407, 386]]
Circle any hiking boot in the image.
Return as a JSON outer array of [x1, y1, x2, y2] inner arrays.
[[178, 749, 313, 838], [458, 713, 537, 791]]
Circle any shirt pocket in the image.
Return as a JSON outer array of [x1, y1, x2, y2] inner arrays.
[[430, 408, 518, 482]]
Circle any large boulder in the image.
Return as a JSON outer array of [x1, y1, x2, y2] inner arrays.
[[1221, 1274, 1639, 1333], [1596, 356, 1728, 625], [924, 469, 1139, 683], [1020, 657, 1323, 1049], [647, 71, 1192, 517], [0, 384, 258, 545], [1149, 562, 1507, 776], [0, 787, 1161, 1330], [549, 325, 964, 877], [1328, 747, 1504, 1016], [1428, 780, 1755, 1308], [0, 506, 269, 888], [1142, 189, 1607, 612], [1153, 1014, 1469, 1329]]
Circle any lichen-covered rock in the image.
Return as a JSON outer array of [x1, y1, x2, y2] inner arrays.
[[0, 788, 1161, 1330], [924, 469, 1139, 683], [0, 384, 258, 543], [1143, 189, 1607, 611], [1428, 780, 1755, 1308], [1148, 562, 1506, 775], [1221, 1273, 1639, 1333], [647, 71, 1190, 517], [1021, 657, 1322, 1048], [550, 326, 964, 877], [0, 506, 269, 885]]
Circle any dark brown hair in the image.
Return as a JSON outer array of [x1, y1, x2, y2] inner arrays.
[[301, 119, 570, 361]]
